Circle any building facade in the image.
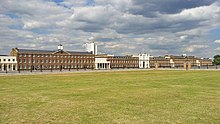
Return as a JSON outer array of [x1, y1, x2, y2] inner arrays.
[[5, 42, 213, 72], [10, 45, 95, 71], [150, 55, 213, 69], [0, 55, 17, 72], [138, 53, 150, 69], [107, 55, 139, 69], [95, 55, 111, 70]]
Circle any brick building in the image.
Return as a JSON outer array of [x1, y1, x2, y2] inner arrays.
[[10, 45, 95, 71], [150, 54, 213, 69], [107, 55, 139, 69], [4, 42, 213, 72]]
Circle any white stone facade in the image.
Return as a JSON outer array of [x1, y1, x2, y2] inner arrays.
[[0, 56, 17, 71], [138, 54, 150, 69], [95, 58, 110, 69]]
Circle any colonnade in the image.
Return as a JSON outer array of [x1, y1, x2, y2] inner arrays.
[[96, 63, 110, 69], [0, 64, 17, 71]]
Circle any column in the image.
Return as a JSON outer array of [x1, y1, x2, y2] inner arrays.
[[15, 64, 17, 71], [2, 64, 4, 71], [7, 64, 9, 71], [11, 64, 13, 71]]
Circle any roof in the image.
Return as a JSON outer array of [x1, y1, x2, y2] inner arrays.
[[16, 48, 92, 55], [18, 49, 55, 54]]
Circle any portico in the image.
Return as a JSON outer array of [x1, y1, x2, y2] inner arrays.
[[95, 57, 110, 70], [0, 56, 17, 72]]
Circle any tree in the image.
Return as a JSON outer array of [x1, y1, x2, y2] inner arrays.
[[213, 55, 220, 65]]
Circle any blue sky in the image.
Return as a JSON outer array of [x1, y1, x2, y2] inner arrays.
[[0, 0, 220, 57]]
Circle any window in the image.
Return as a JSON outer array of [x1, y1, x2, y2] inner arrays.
[[23, 59, 26, 63], [13, 59, 15, 61], [4, 59, 6, 61], [29, 54, 31, 57], [8, 59, 10, 62]]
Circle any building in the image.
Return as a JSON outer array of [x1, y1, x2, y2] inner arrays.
[[150, 54, 213, 69], [107, 55, 139, 69], [10, 45, 95, 71], [138, 53, 151, 69], [5, 41, 213, 72], [95, 54, 110, 70], [0, 55, 17, 72]]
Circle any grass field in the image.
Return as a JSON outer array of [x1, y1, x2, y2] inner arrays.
[[0, 70, 220, 123]]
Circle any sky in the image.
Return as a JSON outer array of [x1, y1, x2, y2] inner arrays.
[[0, 0, 220, 58]]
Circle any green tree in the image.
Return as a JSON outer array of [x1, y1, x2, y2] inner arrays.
[[213, 55, 220, 65]]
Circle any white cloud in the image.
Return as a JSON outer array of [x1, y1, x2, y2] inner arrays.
[[215, 47, 220, 51], [23, 20, 47, 29], [0, 0, 219, 58], [166, 3, 220, 21], [214, 39, 220, 43], [185, 45, 209, 52]]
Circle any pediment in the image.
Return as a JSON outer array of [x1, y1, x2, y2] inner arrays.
[[52, 50, 71, 55]]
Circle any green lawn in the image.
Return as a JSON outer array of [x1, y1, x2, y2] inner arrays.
[[0, 70, 220, 123]]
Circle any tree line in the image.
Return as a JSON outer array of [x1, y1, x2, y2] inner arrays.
[[214, 55, 220, 65]]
